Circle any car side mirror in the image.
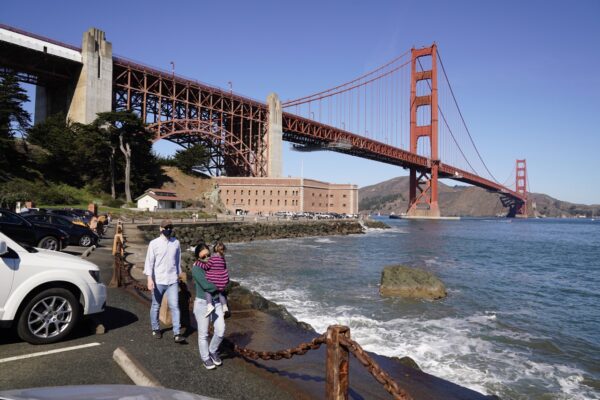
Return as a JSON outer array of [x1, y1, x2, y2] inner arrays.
[[0, 240, 7, 256]]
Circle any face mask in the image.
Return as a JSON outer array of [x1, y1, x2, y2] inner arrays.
[[162, 229, 173, 237]]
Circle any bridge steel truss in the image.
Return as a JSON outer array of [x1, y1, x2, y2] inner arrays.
[[281, 114, 525, 202], [112, 58, 269, 177]]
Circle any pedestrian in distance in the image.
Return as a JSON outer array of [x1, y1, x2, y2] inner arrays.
[[144, 219, 185, 343], [96, 214, 105, 238], [192, 242, 226, 370], [89, 214, 98, 233]]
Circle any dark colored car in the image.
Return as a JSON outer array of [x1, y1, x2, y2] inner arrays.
[[46, 209, 90, 224], [23, 213, 98, 247], [0, 209, 69, 250]]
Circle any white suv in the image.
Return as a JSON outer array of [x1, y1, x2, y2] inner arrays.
[[0, 231, 106, 344]]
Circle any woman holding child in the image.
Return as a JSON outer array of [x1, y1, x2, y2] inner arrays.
[[192, 242, 230, 370]]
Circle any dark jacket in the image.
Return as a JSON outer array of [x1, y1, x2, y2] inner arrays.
[[192, 264, 217, 298]]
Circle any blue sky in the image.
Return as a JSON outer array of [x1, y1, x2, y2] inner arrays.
[[4, 0, 600, 204]]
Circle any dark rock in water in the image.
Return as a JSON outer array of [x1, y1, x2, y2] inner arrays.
[[363, 220, 391, 229], [228, 281, 315, 333], [392, 355, 422, 371], [380, 265, 447, 300]]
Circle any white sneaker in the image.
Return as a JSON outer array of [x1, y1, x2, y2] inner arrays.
[[222, 304, 229, 314], [204, 304, 215, 318]]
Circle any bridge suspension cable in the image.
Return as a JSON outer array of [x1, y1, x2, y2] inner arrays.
[[281, 45, 519, 199], [283, 49, 411, 107], [436, 49, 500, 183], [415, 57, 480, 176], [283, 49, 413, 150]]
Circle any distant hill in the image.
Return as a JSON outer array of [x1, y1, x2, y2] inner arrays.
[[359, 176, 600, 218]]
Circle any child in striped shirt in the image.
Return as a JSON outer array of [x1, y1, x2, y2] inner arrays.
[[197, 241, 230, 317]]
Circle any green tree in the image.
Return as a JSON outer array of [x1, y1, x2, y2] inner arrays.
[[0, 70, 30, 139], [173, 144, 209, 175], [26, 113, 82, 186], [0, 70, 31, 172], [93, 111, 161, 202]]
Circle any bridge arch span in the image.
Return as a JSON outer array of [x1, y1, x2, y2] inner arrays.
[[147, 119, 266, 177]]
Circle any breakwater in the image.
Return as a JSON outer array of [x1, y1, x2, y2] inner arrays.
[[137, 219, 366, 244], [136, 219, 368, 273]]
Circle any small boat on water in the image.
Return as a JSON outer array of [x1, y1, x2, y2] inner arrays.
[[389, 214, 402, 219]]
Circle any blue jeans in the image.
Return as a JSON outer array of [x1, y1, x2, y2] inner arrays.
[[150, 283, 181, 335], [193, 298, 225, 361]]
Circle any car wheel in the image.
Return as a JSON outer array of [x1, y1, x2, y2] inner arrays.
[[16, 288, 81, 344], [38, 236, 60, 251], [79, 234, 93, 247]]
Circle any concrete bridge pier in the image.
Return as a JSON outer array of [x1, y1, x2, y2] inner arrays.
[[267, 92, 282, 177], [34, 84, 75, 124], [67, 28, 113, 124]]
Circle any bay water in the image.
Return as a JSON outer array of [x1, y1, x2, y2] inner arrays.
[[227, 218, 600, 399]]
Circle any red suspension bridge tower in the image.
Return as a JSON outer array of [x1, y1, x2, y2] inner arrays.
[[408, 45, 440, 217], [516, 159, 528, 217]]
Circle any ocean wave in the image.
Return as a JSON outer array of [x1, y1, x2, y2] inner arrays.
[[363, 226, 409, 235], [238, 280, 598, 399], [314, 237, 336, 243]]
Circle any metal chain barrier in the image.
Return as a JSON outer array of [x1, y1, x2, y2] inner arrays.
[[234, 335, 326, 361], [338, 335, 413, 400]]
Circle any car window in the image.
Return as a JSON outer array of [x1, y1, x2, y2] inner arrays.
[[29, 215, 47, 223], [0, 211, 23, 224], [51, 216, 71, 227]]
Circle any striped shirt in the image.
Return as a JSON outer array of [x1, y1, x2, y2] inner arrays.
[[199, 254, 229, 291]]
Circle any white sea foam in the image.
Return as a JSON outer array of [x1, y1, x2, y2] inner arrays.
[[363, 226, 409, 235], [314, 238, 335, 243], [238, 279, 599, 399]]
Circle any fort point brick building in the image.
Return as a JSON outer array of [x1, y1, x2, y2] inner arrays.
[[215, 177, 358, 215]]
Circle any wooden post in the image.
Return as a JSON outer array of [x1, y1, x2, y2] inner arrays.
[[109, 224, 125, 288], [326, 325, 350, 400]]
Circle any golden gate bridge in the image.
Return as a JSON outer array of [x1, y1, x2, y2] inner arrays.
[[0, 24, 528, 217]]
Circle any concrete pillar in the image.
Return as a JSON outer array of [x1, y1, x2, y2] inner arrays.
[[34, 86, 48, 124], [67, 28, 113, 124], [34, 84, 74, 124], [266, 92, 282, 177]]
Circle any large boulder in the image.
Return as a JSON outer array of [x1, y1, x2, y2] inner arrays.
[[228, 282, 315, 332], [379, 265, 447, 300]]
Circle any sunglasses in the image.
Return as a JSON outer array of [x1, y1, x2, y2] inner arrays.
[[163, 225, 174, 230]]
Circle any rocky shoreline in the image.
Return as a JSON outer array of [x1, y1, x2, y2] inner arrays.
[[128, 219, 495, 399]]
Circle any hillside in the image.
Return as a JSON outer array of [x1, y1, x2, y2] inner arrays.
[[359, 176, 600, 218], [157, 166, 224, 212]]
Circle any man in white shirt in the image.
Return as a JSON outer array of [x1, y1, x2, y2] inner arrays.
[[144, 219, 185, 342]]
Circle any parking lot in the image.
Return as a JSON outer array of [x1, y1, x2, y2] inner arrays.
[[0, 227, 304, 399]]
